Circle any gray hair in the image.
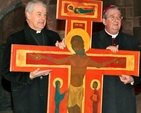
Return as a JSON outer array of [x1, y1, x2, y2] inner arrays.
[[25, 0, 47, 14], [102, 5, 121, 19]]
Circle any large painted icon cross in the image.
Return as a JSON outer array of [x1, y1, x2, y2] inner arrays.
[[10, 0, 140, 113]]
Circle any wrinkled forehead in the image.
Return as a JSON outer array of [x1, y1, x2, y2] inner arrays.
[[106, 8, 121, 16], [102, 4, 121, 17]]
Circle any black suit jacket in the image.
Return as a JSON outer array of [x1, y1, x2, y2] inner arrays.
[[2, 26, 61, 113], [91, 30, 141, 113]]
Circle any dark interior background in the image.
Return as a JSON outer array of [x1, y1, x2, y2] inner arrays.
[[0, 0, 141, 111]]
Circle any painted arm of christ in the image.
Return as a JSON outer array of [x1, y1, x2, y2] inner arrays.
[[30, 53, 120, 68], [88, 57, 118, 68], [31, 53, 69, 64], [30, 54, 120, 87]]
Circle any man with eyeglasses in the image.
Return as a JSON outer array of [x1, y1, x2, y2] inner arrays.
[[91, 4, 141, 113]]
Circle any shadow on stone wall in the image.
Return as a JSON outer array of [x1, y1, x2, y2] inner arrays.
[[0, 3, 26, 111], [0, 44, 13, 111]]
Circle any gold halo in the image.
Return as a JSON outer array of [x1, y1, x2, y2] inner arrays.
[[90, 79, 100, 90], [53, 78, 63, 88], [67, 4, 74, 12], [66, 28, 90, 54]]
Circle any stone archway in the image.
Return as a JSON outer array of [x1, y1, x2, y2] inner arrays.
[[0, 1, 26, 111]]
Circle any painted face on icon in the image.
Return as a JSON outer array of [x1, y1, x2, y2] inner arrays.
[[71, 35, 85, 54]]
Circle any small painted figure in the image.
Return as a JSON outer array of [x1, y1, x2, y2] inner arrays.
[[90, 81, 100, 113], [68, 4, 94, 14], [54, 80, 66, 113]]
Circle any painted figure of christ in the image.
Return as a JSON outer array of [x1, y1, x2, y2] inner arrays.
[[30, 35, 120, 113]]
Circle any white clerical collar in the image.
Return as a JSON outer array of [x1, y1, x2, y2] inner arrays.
[[36, 30, 41, 34], [105, 29, 119, 38]]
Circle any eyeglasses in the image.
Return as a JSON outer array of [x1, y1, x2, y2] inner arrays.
[[106, 15, 123, 21]]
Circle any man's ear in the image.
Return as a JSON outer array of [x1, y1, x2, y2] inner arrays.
[[102, 18, 106, 25], [26, 12, 31, 20]]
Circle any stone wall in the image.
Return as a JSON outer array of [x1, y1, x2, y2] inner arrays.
[[114, 0, 141, 51]]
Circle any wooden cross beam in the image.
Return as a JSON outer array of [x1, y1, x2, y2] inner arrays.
[[10, 44, 139, 113], [10, 0, 140, 113], [56, 0, 103, 39]]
